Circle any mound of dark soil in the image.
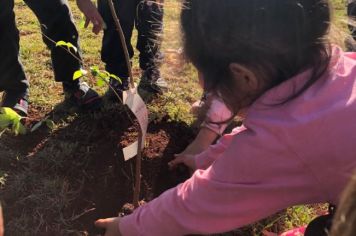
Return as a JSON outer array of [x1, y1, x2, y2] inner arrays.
[[1, 105, 195, 235]]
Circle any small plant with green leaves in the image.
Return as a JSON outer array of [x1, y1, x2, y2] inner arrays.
[[0, 107, 55, 135], [55, 41, 78, 53], [51, 0, 146, 209], [0, 107, 26, 136], [54, 41, 124, 102], [30, 116, 55, 132], [55, 36, 144, 209]]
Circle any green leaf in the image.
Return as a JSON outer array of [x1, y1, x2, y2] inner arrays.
[[12, 121, 18, 135], [0, 114, 13, 129], [0, 108, 20, 129], [0, 108, 26, 135], [55, 41, 78, 53], [12, 121, 20, 135], [65, 42, 78, 53], [90, 67, 119, 87], [90, 66, 99, 71], [55, 40, 68, 47], [45, 119, 55, 130], [17, 122, 26, 135], [0, 107, 22, 120], [96, 78, 105, 87], [98, 71, 110, 80], [73, 69, 87, 80], [30, 117, 54, 132], [90, 66, 100, 76], [109, 74, 122, 84], [30, 120, 43, 132]]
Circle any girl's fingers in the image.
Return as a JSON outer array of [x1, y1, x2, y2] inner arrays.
[[168, 155, 185, 169], [91, 14, 104, 34], [93, 23, 101, 34], [84, 18, 90, 28], [95, 218, 110, 228], [94, 218, 122, 236]]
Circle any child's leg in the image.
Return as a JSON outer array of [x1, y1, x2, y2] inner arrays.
[[0, 0, 29, 98], [98, 0, 136, 82], [25, 0, 82, 86]]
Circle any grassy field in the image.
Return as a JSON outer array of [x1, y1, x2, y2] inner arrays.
[[0, 0, 349, 235]]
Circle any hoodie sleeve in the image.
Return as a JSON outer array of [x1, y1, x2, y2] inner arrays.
[[119, 125, 316, 236], [194, 125, 246, 170]]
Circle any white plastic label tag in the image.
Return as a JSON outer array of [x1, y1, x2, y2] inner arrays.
[[122, 86, 148, 161]]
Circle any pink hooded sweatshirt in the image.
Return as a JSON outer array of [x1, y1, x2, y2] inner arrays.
[[120, 47, 356, 235]]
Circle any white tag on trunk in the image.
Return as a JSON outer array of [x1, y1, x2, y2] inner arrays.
[[122, 86, 148, 161]]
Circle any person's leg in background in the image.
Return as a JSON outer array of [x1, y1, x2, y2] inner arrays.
[[25, 0, 101, 109], [136, 0, 167, 94], [0, 0, 29, 116], [98, 0, 137, 99]]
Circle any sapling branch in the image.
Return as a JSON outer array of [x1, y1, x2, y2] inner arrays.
[[133, 129, 143, 208], [41, 32, 83, 64], [107, 0, 134, 89], [42, 7, 146, 209], [42, 29, 135, 121], [107, 0, 145, 208]]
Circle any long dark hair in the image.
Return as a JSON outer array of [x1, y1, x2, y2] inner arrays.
[[181, 0, 331, 116]]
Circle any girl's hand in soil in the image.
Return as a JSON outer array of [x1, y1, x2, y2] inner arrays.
[[168, 154, 197, 171], [76, 0, 105, 34], [95, 217, 122, 236]]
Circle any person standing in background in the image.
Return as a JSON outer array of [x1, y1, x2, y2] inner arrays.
[[98, 0, 167, 99], [0, 0, 104, 116]]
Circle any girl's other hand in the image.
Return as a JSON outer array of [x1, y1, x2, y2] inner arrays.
[[95, 217, 122, 236], [168, 154, 197, 171]]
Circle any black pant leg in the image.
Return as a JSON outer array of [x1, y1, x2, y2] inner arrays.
[[348, 1, 356, 40], [0, 0, 29, 93], [24, 0, 82, 84], [135, 0, 164, 71], [98, 0, 136, 78]]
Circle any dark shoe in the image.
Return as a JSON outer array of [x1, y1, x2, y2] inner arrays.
[[138, 68, 168, 94], [1, 90, 29, 116], [63, 81, 102, 110], [105, 78, 129, 102]]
